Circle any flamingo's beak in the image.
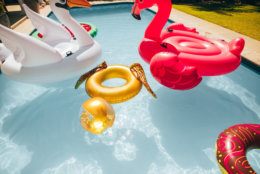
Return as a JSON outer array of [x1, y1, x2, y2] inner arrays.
[[67, 0, 91, 8], [132, 3, 141, 20]]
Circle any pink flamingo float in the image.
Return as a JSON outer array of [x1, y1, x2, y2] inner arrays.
[[131, 0, 245, 90]]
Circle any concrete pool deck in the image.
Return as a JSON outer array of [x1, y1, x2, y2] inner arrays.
[[11, 2, 260, 69]]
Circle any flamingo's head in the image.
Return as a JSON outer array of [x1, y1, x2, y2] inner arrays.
[[132, 0, 156, 20], [55, 0, 91, 9]]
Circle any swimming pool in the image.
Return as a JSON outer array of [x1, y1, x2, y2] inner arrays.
[[0, 3, 259, 174]]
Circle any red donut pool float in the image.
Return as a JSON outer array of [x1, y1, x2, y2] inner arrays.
[[131, 0, 245, 90], [216, 124, 260, 174]]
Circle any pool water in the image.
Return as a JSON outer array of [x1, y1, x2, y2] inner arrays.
[[0, 3, 260, 174]]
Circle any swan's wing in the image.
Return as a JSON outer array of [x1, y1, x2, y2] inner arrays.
[[0, 24, 63, 67], [22, 4, 71, 45]]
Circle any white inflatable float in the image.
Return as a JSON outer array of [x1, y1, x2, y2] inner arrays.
[[0, 0, 101, 83], [0, 43, 10, 73], [22, 3, 72, 46]]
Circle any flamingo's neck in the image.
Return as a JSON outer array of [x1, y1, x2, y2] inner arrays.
[[144, 1, 172, 41], [51, 4, 94, 47]]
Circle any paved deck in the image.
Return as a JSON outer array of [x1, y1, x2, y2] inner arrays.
[[10, 2, 260, 68]]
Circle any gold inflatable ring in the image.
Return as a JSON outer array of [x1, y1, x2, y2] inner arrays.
[[85, 65, 142, 103]]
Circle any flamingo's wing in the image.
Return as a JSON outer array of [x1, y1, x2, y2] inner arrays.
[[23, 4, 71, 45], [0, 24, 63, 67]]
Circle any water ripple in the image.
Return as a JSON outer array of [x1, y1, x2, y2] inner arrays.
[[42, 157, 103, 174], [206, 76, 260, 119]]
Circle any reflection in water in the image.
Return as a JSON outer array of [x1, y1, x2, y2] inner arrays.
[[42, 157, 103, 174], [207, 76, 260, 119]]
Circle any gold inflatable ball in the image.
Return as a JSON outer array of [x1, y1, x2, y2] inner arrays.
[[80, 97, 115, 134]]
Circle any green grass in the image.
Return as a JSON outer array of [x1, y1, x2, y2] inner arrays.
[[173, 4, 260, 40]]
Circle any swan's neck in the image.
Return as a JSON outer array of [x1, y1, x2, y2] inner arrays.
[[145, 1, 172, 41], [52, 5, 94, 47]]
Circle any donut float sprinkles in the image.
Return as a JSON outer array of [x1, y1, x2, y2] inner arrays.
[[216, 124, 260, 174]]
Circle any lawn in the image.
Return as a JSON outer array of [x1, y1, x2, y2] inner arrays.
[[173, 4, 260, 40]]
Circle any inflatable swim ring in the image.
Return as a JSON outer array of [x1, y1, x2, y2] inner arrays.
[[216, 124, 260, 174], [86, 65, 142, 103], [32, 22, 98, 39], [75, 61, 156, 103]]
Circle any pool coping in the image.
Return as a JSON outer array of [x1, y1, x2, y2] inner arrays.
[[12, 1, 260, 74]]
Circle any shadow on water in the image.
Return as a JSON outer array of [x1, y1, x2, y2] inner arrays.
[[149, 82, 259, 169]]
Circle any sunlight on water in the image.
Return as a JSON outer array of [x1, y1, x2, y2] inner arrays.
[[42, 157, 103, 174], [0, 136, 32, 174], [114, 140, 137, 161]]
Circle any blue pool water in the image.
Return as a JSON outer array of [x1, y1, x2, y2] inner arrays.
[[0, 3, 260, 174]]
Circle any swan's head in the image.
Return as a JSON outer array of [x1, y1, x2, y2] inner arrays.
[[131, 0, 155, 20], [54, 0, 91, 10]]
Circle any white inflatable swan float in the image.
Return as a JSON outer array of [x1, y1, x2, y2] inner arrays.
[[0, 0, 101, 83]]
